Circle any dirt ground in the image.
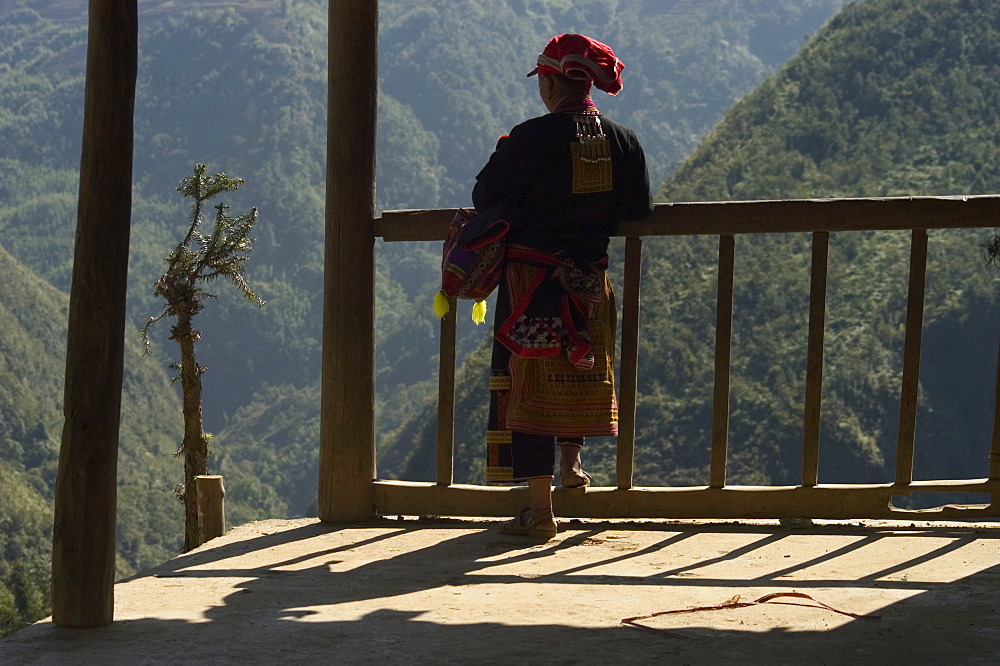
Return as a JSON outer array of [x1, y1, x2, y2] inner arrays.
[[3, 516, 1000, 664]]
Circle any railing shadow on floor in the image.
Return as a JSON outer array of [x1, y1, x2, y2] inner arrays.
[[9, 518, 1000, 662]]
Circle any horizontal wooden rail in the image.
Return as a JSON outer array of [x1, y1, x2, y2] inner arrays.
[[376, 195, 1000, 242], [374, 479, 1000, 520]]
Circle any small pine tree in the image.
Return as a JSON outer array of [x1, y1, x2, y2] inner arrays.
[[142, 163, 264, 552]]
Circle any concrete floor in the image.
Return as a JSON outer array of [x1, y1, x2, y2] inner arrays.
[[3, 516, 1000, 664]]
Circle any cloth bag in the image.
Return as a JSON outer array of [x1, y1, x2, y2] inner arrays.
[[434, 194, 516, 323]]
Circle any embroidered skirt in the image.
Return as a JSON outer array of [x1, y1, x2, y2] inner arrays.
[[486, 260, 618, 483]]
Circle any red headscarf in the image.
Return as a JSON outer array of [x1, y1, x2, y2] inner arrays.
[[526, 33, 625, 96]]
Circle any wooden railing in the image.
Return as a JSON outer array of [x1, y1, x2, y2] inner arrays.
[[373, 195, 1000, 521]]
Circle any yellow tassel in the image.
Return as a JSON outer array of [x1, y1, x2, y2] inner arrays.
[[433, 291, 450, 318], [472, 299, 487, 325]]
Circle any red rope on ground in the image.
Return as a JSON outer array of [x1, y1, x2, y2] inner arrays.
[[622, 591, 880, 634]]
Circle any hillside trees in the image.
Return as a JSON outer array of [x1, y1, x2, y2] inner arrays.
[[1, 0, 854, 533], [0, 6, 994, 631], [652, 0, 1000, 486], [386, 0, 1000, 492], [102, 0, 852, 518], [131, 5, 327, 421], [0, 241, 185, 635], [665, 0, 1000, 200]]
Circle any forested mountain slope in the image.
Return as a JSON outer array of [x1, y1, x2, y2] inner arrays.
[[0, 245, 186, 635], [0, 0, 847, 510], [651, 0, 1000, 483], [664, 0, 1000, 200], [0, 243, 73, 634], [0, 0, 852, 632], [388, 0, 999, 492]]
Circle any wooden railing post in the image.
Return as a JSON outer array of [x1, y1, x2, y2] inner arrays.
[[989, 337, 1000, 483], [617, 237, 643, 489], [801, 231, 829, 486], [710, 234, 735, 488], [51, 0, 137, 628], [894, 228, 928, 486], [436, 299, 457, 486], [318, 0, 378, 522], [196, 475, 226, 545]]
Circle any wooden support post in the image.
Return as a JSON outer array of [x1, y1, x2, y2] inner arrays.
[[196, 475, 226, 545], [318, 0, 379, 522], [436, 300, 457, 486], [990, 337, 1000, 482], [51, 0, 137, 628], [710, 235, 735, 488], [617, 237, 643, 490], [894, 228, 928, 486], [801, 231, 829, 486]]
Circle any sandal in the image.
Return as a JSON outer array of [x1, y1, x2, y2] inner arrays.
[[501, 508, 558, 539], [561, 469, 592, 489]]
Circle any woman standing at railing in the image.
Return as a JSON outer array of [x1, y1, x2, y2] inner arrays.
[[474, 34, 654, 539]]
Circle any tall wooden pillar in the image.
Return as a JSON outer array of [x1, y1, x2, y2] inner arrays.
[[318, 0, 378, 522], [51, 0, 138, 627]]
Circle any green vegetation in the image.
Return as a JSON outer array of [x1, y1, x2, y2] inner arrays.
[[387, 0, 1000, 494], [4, 0, 999, 633], [1, 0, 844, 527], [650, 0, 1000, 486], [664, 0, 1000, 200], [0, 244, 184, 636]]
